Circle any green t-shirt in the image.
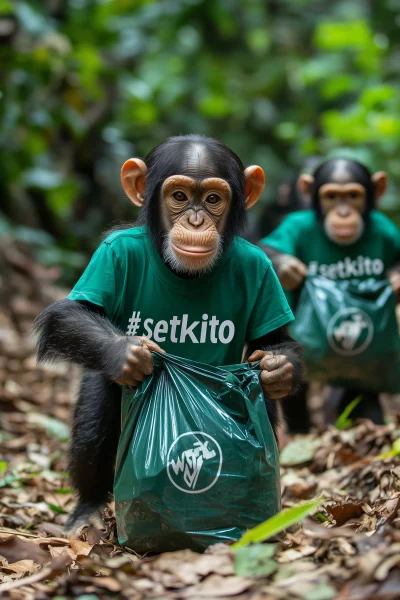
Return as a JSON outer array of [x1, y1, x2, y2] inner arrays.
[[67, 226, 293, 366], [261, 210, 400, 282]]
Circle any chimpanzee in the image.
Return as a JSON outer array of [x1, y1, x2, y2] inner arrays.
[[34, 135, 304, 536], [260, 157, 400, 432]]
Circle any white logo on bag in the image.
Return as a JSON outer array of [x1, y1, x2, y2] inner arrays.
[[327, 308, 374, 356], [167, 432, 222, 494]]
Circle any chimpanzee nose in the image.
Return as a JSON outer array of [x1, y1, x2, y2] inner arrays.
[[337, 203, 350, 217], [187, 209, 205, 228]]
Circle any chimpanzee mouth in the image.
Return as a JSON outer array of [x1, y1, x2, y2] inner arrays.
[[171, 243, 216, 257], [162, 234, 223, 275], [331, 227, 357, 238], [324, 221, 364, 246]]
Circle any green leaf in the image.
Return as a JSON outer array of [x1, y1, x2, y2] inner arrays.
[[307, 584, 337, 600], [280, 437, 318, 466], [377, 438, 400, 460], [336, 395, 362, 430], [0, 461, 8, 474], [0, 473, 21, 488], [314, 511, 329, 523], [234, 544, 278, 578], [55, 487, 73, 494], [198, 95, 230, 118], [0, 1, 14, 14], [372, 114, 400, 137], [360, 85, 395, 108], [231, 499, 323, 549], [314, 20, 372, 51], [48, 503, 66, 515], [275, 122, 299, 141], [246, 29, 270, 55], [27, 413, 70, 441], [321, 75, 356, 100]]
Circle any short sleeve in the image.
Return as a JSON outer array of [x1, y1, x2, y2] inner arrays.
[[247, 262, 294, 341], [67, 242, 122, 320], [260, 214, 301, 256]]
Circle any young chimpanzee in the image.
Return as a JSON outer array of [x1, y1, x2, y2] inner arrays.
[[261, 157, 400, 432], [34, 135, 303, 536]]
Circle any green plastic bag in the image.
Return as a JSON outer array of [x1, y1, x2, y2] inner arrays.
[[290, 276, 400, 393], [114, 352, 280, 553]]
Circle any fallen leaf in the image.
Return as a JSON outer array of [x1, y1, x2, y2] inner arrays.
[[69, 539, 93, 558], [0, 535, 50, 565], [0, 559, 40, 575], [280, 438, 318, 466], [234, 544, 277, 578], [79, 575, 122, 592], [328, 502, 365, 527], [181, 574, 253, 597]]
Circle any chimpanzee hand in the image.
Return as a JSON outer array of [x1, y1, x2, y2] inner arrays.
[[277, 255, 307, 290], [387, 270, 400, 300], [114, 337, 165, 386], [247, 350, 294, 399]]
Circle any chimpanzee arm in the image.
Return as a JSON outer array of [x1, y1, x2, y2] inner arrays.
[[34, 299, 130, 381], [245, 325, 303, 395], [261, 245, 290, 272], [244, 326, 304, 437]]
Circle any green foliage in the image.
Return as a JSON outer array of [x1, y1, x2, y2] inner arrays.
[[377, 437, 400, 460], [336, 395, 363, 430], [231, 498, 322, 549], [2, 0, 400, 269], [234, 543, 278, 578]]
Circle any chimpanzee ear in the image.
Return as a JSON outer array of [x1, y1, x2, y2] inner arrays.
[[244, 166, 265, 210], [371, 171, 388, 200], [297, 174, 314, 197], [120, 159, 147, 207]]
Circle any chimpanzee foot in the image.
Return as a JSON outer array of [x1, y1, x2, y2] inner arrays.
[[64, 502, 107, 538]]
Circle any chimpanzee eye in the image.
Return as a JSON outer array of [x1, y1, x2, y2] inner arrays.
[[350, 192, 359, 199], [172, 191, 187, 202], [206, 194, 220, 204]]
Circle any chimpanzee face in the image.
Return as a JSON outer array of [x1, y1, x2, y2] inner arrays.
[[160, 173, 232, 273], [120, 136, 265, 274], [298, 158, 387, 246]]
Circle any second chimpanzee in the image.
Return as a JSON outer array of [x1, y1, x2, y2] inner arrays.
[[261, 157, 400, 432], [34, 135, 303, 536]]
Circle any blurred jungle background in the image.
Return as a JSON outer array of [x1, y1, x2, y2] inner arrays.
[[2, 0, 400, 283], [2, 2, 400, 598]]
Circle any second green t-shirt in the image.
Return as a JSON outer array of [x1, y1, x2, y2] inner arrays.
[[261, 209, 400, 282], [67, 226, 293, 366]]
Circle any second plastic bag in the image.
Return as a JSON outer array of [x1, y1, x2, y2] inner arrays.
[[114, 352, 280, 554], [290, 276, 400, 393]]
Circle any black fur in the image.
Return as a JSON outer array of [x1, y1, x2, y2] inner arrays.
[[281, 383, 311, 434], [67, 373, 121, 509], [34, 299, 129, 381]]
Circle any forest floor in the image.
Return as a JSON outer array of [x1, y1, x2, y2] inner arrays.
[[0, 238, 400, 600]]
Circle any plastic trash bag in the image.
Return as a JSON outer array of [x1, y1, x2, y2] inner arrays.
[[114, 352, 280, 553], [290, 276, 400, 393]]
